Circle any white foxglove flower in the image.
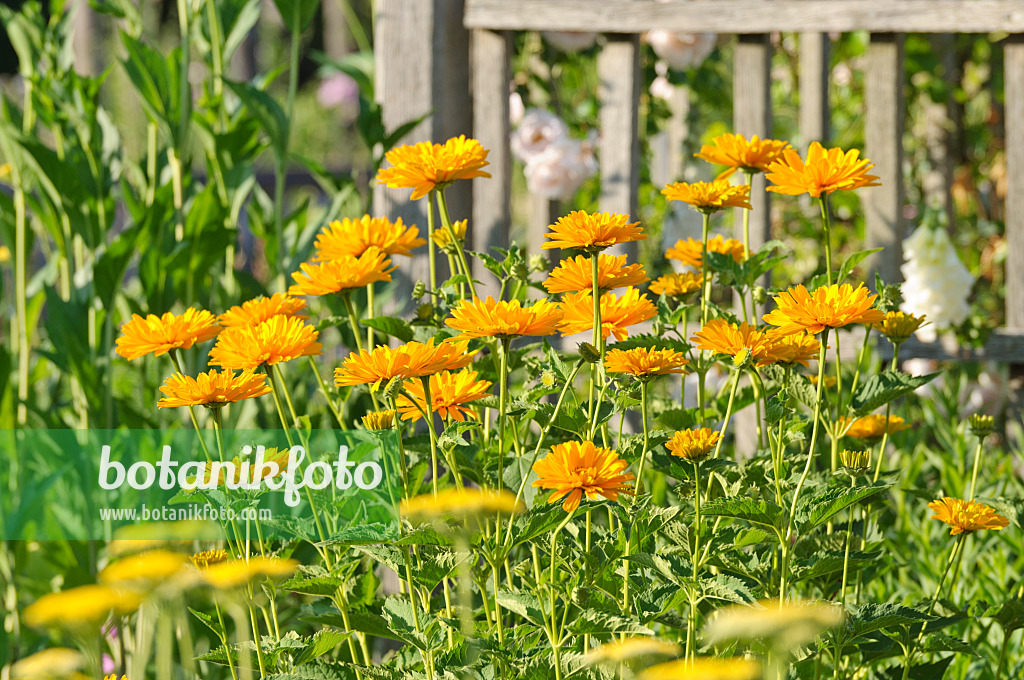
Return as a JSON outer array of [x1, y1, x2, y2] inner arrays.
[[511, 109, 569, 164], [899, 225, 973, 341]]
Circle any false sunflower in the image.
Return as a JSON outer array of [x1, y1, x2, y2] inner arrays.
[[99, 550, 189, 584], [200, 556, 298, 589], [690, 319, 774, 365], [649, 272, 705, 298], [543, 253, 649, 294], [604, 347, 689, 381], [362, 409, 397, 430], [446, 297, 563, 339], [929, 497, 1010, 536], [288, 248, 396, 297], [662, 179, 752, 213], [334, 339, 475, 390], [115, 308, 221, 361], [312, 215, 426, 259], [158, 369, 271, 409], [765, 329, 821, 367], [432, 219, 467, 252], [839, 414, 909, 440], [396, 369, 492, 422], [666, 427, 722, 462], [541, 210, 646, 252], [872, 311, 928, 344], [638, 658, 760, 680], [695, 133, 790, 177], [532, 441, 635, 512], [401, 488, 524, 520], [765, 141, 881, 197], [666, 234, 747, 268], [762, 283, 884, 336], [558, 288, 657, 341], [23, 585, 141, 628], [208, 315, 322, 370], [377, 135, 491, 200], [219, 293, 307, 328]]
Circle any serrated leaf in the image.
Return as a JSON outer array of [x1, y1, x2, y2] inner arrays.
[[496, 591, 546, 628], [848, 603, 934, 639], [702, 574, 756, 604], [701, 497, 785, 534], [802, 483, 891, 531], [921, 632, 977, 656], [837, 248, 884, 283], [360, 316, 414, 343], [850, 370, 942, 415], [568, 609, 653, 636], [983, 598, 1024, 631], [293, 630, 352, 667]]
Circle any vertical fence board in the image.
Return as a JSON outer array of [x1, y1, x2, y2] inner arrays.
[[598, 32, 642, 258], [864, 33, 905, 284], [1004, 35, 1024, 422], [471, 28, 513, 295], [799, 33, 830, 146]]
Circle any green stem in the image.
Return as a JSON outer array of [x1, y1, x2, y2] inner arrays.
[[436, 189, 478, 299], [903, 535, 965, 678], [169, 351, 214, 461], [819, 195, 834, 286], [968, 438, 984, 499], [700, 212, 711, 326], [308, 357, 343, 427], [420, 376, 440, 497], [427, 192, 438, 292], [498, 337, 511, 489], [263, 363, 296, 448], [872, 344, 902, 483]]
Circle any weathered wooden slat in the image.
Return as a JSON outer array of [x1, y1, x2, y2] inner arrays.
[[465, 0, 1024, 34], [864, 33, 905, 285], [470, 28, 513, 295], [529, 197, 561, 265], [598, 30, 642, 259], [799, 33, 830, 146], [1005, 35, 1024, 332]]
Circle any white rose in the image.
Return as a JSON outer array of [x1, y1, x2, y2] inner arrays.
[[509, 91, 525, 127], [649, 75, 676, 102], [511, 109, 569, 164], [542, 31, 598, 53], [523, 136, 598, 200], [646, 31, 716, 70]]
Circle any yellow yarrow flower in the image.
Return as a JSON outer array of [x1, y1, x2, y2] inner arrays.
[[313, 215, 426, 259], [543, 253, 649, 294], [666, 235, 747, 269], [638, 658, 760, 680], [649, 272, 704, 298], [871, 311, 928, 344], [10, 648, 85, 680], [542, 210, 646, 252], [99, 550, 189, 584], [695, 132, 791, 177], [157, 369, 271, 409], [200, 556, 298, 589], [604, 347, 689, 381], [115, 308, 221, 361]]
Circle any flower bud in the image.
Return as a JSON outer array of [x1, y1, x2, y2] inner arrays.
[[416, 303, 434, 321], [412, 280, 427, 300], [730, 348, 753, 371], [512, 261, 531, 281], [528, 254, 548, 273], [539, 369, 557, 389], [578, 342, 601, 363], [381, 376, 405, 400], [968, 413, 995, 439], [839, 449, 871, 472], [752, 285, 767, 306], [362, 409, 396, 430]]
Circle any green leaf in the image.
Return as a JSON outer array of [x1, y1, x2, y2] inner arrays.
[[837, 247, 883, 283], [848, 603, 934, 640], [189, 606, 224, 639], [272, 0, 320, 33], [700, 497, 785, 534], [381, 597, 428, 649], [702, 574, 756, 604], [226, 79, 289, 154], [360, 316, 414, 343], [495, 591, 546, 628], [921, 632, 977, 656], [850, 370, 942, 415], [293, 631, 352, 667], [801, 482, 891, 531], [983, 598, 1024, 631], [568, 610, 653, 636]]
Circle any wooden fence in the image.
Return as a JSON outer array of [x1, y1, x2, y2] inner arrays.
[[374, 0, 1024, 379]]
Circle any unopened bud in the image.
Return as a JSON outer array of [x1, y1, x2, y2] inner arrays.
[[529, 254, 547, 272], [362, 409, 396, 430], [578, 342, 601, 363], [412, 281, 427, 300], [416, 303, 434, 321], [381, 376, 405, 400], [968, 413, 995, 439], [512, 261, 531, 281], [539, 369, 557, 389], [752, 285, 767, 306], [839, 449, 871, 472]]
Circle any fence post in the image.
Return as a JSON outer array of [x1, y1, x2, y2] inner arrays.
[[864, 33, 905, 285], [1003, 34, 1024, 423], [374, 0, 472, 307], [799, 32, 830, 146]]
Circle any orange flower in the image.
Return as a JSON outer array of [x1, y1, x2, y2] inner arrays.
[[446, 297, 563, 339], [396, 369, 492, 422], [762, 283, 885, 336], [208, 316, 322, 370], [690, 320, 773, 365], [666, 428, 722, 462], [377, 135, 491, 200], [558, 288, 657, 341], [158, 369, 271, 409], [541, 210, 646, 252], [839, 414, 909, 440], [604, 347, 689, 381], [666, 235, 746, 268], [219, 294, 307, 328], [312, 215, 426, 259], [662, 179, 752, 213], [764, 330, 821, 367], [929, 497, 1009, 536], [532, 441, 635, 512], [115, 308, 221, 361], [695, 133, 790, 177], [288, 248, 396, 296], [334, 339, 475, 390], [649, 272, 705, 298], [543, 254, 649, 294], [766, 141, 881, 197], [432, 219, 468, 252]]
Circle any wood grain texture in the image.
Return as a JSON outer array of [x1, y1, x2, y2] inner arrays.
[[864, 33, 905, 285], [799, 33, 830, 146], [733, 34, 772, 260], [470, 28, 512, 296], [1005, 35, 1024, 331], [598, 30, 642, 260], [465, 0, 1024, 33]]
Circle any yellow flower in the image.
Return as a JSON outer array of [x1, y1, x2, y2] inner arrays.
[[10, 648, 85, 679], [334, 339, 475, 390], [839, 449, 871, 471], [209, 315, 322, 370], [0, 245, 10, 263], [585, 637, 681, 665], [762, 283, 884, 336], [99, 550, 189, 584], [604, 347, 689, 381], [666, 428, 722, 462], [872, 311, 928, 344], [313, 215, 426, 259], [189, 549, 229, 569], [705, 599, 844, 648], [396, 369, 492, 422], [929, 497, 1010, 536], [377, 135, 491, 200], [666, 235, 747, 269], [362, 409, 397, 430], [288, 247, 396, 297], [431, 219, 468, 252], [662, 179, 752, 213], [766, 141, 881, 197], [558, 288, 657, 341], [157, 369, 271, 409], [691, 320, 774, 365], [544, 253, 649, 294], [400, 488, 525, 519], [541, 210, 646, 252], [649, 272, 705, 298], [808, 375, 837, 388], [637, 658, 760, 680], [532, 441, 635, 512], [115, 308, 221, 361], [764, 330, 821, 367], [839, 414, 909, 440], [218, 293, 308, 328], [695, 133, 791, 177], [23, 585, 141, 628], [446, 297, 563, 339], [200, 556, 298, 589], [104, 675, 128, 680]]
